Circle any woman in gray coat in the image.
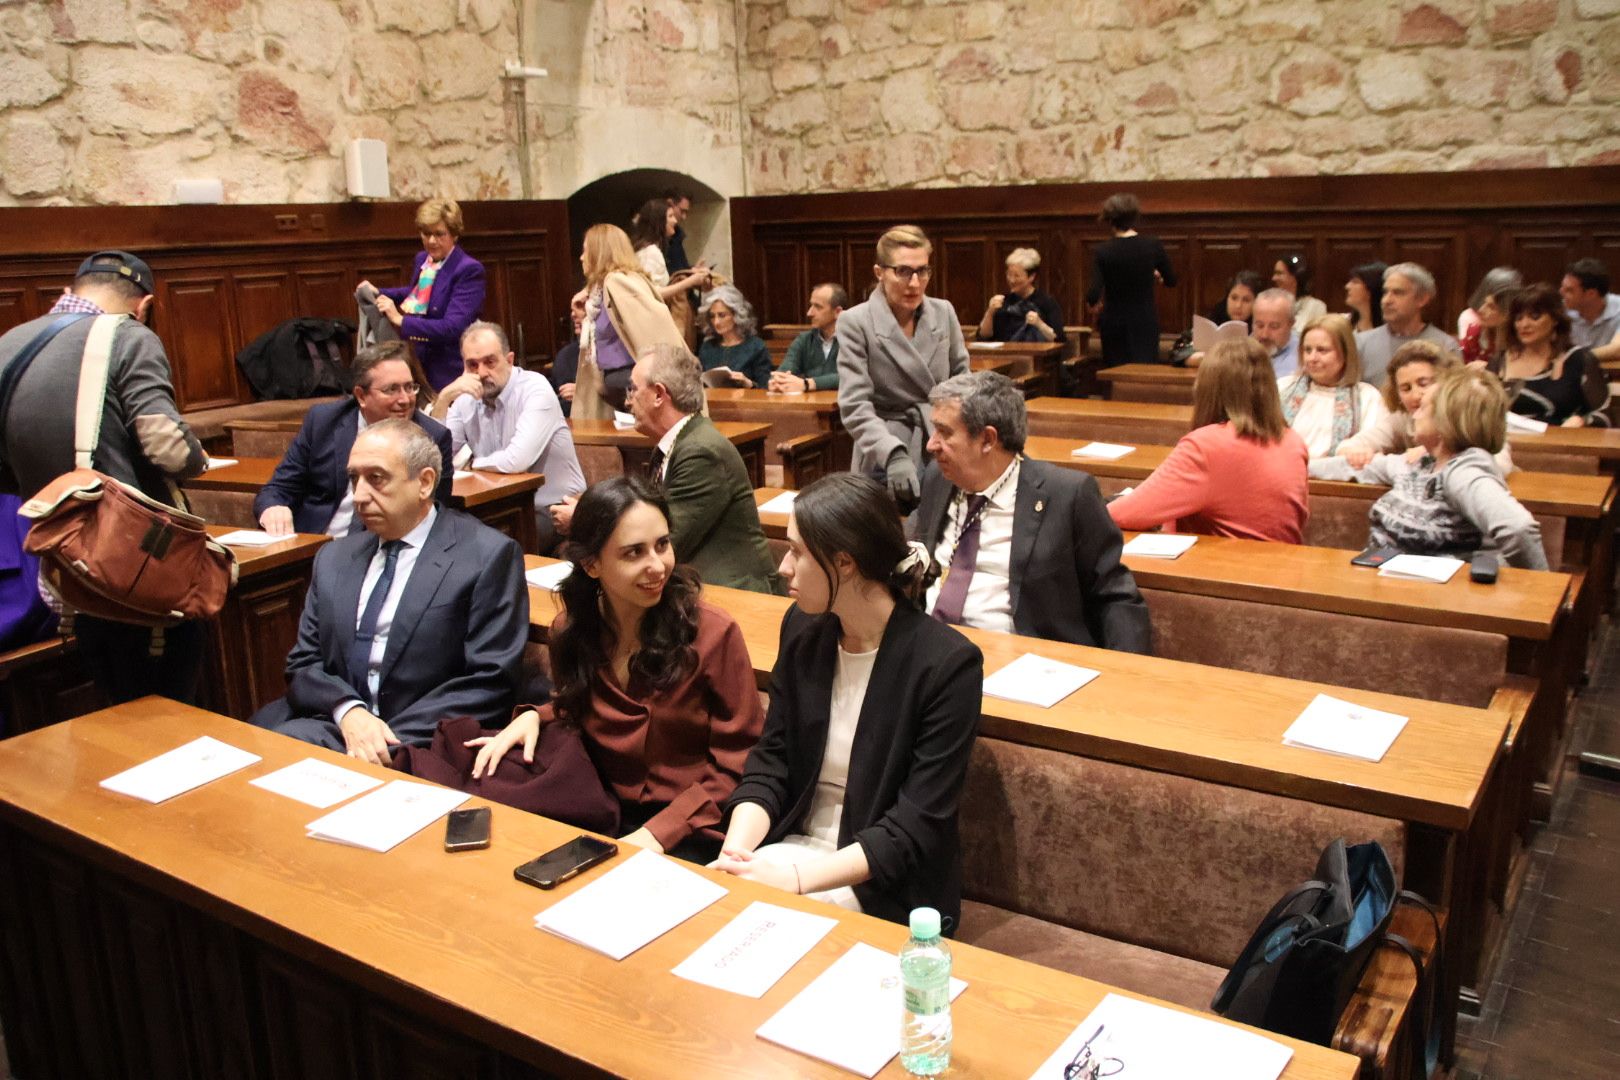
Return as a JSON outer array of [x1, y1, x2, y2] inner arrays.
[[836, 224, 970, 513]]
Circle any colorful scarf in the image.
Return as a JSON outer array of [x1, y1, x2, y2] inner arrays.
[[1280, 374, 1360, 454], [400, 256, 442, 315]]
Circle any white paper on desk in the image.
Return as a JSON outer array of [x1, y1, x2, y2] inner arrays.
[[757, 490, 798, 515], [1377, 553, 1463, 583], [756, 941, 967, 1078], [213, 529, 284, 547], [1122, 533, 1198, 559], [99, 735, 261, 803], [1505, 411, 1549, 434], [1283, 693, 1409, 762], [534, 849, 727, 960], [525, 561, 575, 591], [672, 900, 837, 998], [305, 779, 467, 852], [612, 409, 636, 429], [1024, 993, 1291, 1080], [250, 758, 383, 809], [451, 469, 474, 480], [203, 456, 239, 470], [982, 653, 1100, 708], [1071, 441, 1135, 460], [973, 340, 1005, 349]]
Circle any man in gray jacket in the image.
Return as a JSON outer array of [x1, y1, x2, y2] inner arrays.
[[0, 251, 208, 703]]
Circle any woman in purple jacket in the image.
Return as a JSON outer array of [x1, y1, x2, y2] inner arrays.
[[359, 199, 486, 391]]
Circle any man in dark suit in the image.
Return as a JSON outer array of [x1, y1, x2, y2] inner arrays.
[[255, 341, 453, 536], [552, 342, 779, 594], [914, 371, 1151, 652], [250, 419, 527, 762]]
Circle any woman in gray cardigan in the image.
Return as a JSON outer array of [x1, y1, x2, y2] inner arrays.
[[836, 224, 970, 513], [1310, 367, 1547, 569]]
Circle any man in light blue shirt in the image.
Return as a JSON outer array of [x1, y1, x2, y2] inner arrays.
[[1252, 289, 1299, 378], [1562, 258, 1620, 361], [436, 320, 586, 552]]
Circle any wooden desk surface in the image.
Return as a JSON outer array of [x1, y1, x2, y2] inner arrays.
[[969, 354, 1024, 375], [0, 702, 1358, 1080], [1023, 436, 1615, 519], [570, 419, 772, 449], [968, 341, 1065, 357], [1507, 424, 1620, 461], [185, 458, 545, 506], [526, 558, 1504, 831], [1027, 396, 1194, 423], [1097, 363, 1196, 384], [205, 523, 328, 576], [704, 388, 840, 413]]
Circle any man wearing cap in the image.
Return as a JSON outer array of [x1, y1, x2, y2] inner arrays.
[[0, 250, 209, 703]]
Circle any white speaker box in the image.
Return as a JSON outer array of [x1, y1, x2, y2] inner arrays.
[[344, 139, 390, 199]]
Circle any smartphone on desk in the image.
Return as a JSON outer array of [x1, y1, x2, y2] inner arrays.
[[1350, 545, 1399, 568], [514, 836, 618, 889], [444, 807, 491, 852]]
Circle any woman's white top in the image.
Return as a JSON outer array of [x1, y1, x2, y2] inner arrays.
[[1292, 295, 1328, 334], [636, 244, 670, 288], [1279, 377, 1388, 458]]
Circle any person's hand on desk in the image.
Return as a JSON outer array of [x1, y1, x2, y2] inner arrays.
[[258, 505, 294, 536], [465, 708, 539, 779], [710, 849, 799, 893], [1562, 415, 1587, 428], [372, 293, 403, 328], [558, 382, 575, 402], [620, 828, 665, 854], [768, 370, 811, 394], [339, 706, 400, 765], [1340, 445, 1375, 469], [549, 495, 578, 536]]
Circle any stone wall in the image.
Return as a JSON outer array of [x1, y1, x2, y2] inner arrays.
[[737, 0, 1620, 195], [0, 0, 538, 206]]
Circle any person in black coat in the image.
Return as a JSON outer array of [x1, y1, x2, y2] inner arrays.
[[714, 474, 982, 929], [1085, 192, 1176, 364]]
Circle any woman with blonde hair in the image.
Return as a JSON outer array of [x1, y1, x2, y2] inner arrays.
[[836, 224, 970, 513], [573, 223, 688, 418], [1109, 338, 1309, 542], [976, 247, 1065, 343], [1312, 368, 1547, 569], [1278, 314, 1387, 457]]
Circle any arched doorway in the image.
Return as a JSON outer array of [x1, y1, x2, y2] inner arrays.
[[565, 168, 726, 290]]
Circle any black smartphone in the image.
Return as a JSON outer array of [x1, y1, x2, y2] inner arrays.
[[1350, 545, 1400, 568], [514, 836, 618, 889], [444, 807, 492, 852], [1470, 552, 1500, 584]]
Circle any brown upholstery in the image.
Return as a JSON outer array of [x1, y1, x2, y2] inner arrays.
[[229, 424, 299, 458], [183, 489, 257, 529], [577, 444, 625, 487], [1140, 588, 1508, 708], [1026, 413, 1181, 446], [958, 737, 1406, 970], [181, 397, 335, 445], [1303, 494, 1373, 550], [958, 901, 1227, 1011]]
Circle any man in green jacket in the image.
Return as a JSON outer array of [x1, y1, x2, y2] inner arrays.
[[769, 283, 845, 394]]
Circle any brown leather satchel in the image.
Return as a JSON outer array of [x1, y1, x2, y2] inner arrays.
[[16, 314, 236, 626]]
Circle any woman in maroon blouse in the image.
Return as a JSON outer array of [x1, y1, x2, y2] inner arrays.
[[469, 476, 764, 862]]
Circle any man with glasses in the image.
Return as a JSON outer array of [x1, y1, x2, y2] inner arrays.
[[837, 224, 970, 514], [256, 341, 453, 536]]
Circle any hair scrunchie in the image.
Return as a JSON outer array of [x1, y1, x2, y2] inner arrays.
[[893, 540, 930, 576]]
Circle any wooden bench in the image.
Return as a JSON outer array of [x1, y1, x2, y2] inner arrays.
[[181, 397, 338, 456], [0, 636, 102, 736], [703, 389, 852, 480]]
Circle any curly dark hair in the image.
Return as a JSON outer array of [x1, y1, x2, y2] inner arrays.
[[1505, 282, 1573, 354], [550, 476, 701, 725]]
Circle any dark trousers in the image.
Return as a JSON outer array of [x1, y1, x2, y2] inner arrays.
[[73, 615, 205, 706]]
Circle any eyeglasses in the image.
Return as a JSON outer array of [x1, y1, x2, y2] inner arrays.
[[372, 382, 420, 398], [1063, 1025, 1124, 1080], [881, 264, 933, 283]]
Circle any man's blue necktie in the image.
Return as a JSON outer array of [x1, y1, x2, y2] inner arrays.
[[347, 539, 405, 702]]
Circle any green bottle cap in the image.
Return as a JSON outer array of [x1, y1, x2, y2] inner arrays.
[[909, 906, 941, 939]]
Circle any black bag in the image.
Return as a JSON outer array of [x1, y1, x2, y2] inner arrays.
[[1212, 838, 1445, 1077], [235, 317, 354, 400]]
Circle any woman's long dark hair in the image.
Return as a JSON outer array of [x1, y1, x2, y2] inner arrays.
[[551, 476, 700, 724], [1349, 262, 1387, 328], [1209, 270, 1266, 324], [792, 474, 936, 609], [628, 197, 671, 252]]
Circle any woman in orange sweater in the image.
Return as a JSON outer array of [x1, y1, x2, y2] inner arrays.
[[1108, 338, 1310, 543]]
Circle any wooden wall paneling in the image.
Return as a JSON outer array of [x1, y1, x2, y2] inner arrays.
[[1388, 232, 1464, 329], [1318, 235, 1387, 317], [356, 262, 407, 290], [33, 840, 120, 1079], [1155, 234, 1190, 331], [0, 288, 25, 330], [494, 255, 551, 366], [1192, 237, 1250, 319], [295, 266, 357, 323], [176, 919, 264, 1080], [758, 240, 803, 325], [257, 949, 364, 1080], [1498, 227, 1586, 292], [95, 876, 199, 1080], [1592, 231, 1620, 265], [361, 1006, 486, 1080], [939, 236, 989, 328], [803, 241, 844, 302], [160, 274, 241, 411], [233, 270, 297, 347], [0, 828, 53, 1079]]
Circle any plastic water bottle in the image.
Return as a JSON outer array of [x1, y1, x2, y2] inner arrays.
[[899, 906, 952, 1076]]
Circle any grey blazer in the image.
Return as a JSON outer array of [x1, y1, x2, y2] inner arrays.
[[263, 508, 528, 744], [913, 458, 1153, 654], [836, 294, 970, 474]]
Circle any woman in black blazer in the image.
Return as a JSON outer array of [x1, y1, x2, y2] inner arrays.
[[713, 474, 983, 929]]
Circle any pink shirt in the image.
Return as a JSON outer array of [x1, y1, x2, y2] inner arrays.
[[1108, 422, 1310, 543]]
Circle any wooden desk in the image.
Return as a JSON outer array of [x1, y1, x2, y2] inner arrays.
[[704, 389, 851, 473], [571, 419, 770, 488], [204, 525, 327, 721], [1506, 424, 1620, 476], [0, 702, 1357, 1080], [1097, 363, 1197, 405], [184, 458, 546, 553], [968, 353, 1026, 376]]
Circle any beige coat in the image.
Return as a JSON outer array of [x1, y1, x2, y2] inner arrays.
[[573, 272, 688, 421]]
